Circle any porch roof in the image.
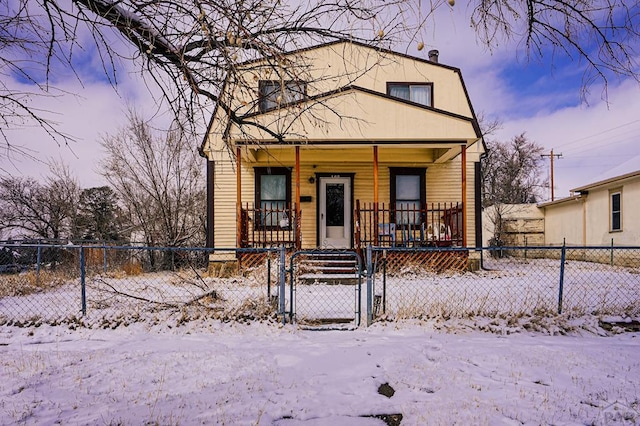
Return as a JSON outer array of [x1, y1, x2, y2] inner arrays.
[[220, 86, 481, 147]]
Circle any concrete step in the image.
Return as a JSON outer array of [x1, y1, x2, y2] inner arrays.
[[296, 252, 361, 285]]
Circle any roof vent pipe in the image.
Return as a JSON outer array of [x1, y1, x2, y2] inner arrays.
[[428, 49, 439, 63]]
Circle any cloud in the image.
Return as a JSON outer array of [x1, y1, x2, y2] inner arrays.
[[1, 73, 157, 188], [493, 78, 640, 198]]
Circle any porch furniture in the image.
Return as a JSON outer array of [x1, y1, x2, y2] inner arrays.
[[378, 223, 396, 247], [426, 221, 452, 247], [400, 223, 424, 247]]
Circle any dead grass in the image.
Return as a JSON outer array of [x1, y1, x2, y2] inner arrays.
[[123, 260, 143, 276], [0, 270, 68, 297]]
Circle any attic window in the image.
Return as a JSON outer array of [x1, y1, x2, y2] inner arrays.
[[387, 83, 433, 107], [259, 80, 306, 112]]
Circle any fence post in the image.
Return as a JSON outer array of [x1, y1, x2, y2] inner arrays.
[[382, 249, 387, 314], [288, 248, 295, 324], [610, 238, 614, 266], [36, 245, 42, 284], [558, 244, 566, 314], [279, 247, 286, 325], [103, 244, 108, 273], [366, 245, 373, 326], [80, 246, 87, 316], [267, 252, 272, 302]]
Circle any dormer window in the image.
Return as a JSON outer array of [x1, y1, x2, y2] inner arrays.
[[387, 82, 433, 107], [259, 80, 306, 112]]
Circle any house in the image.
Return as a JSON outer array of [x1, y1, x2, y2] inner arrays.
[[481, 204, 545, 247], [539, 161, 640, 247], [199, 40, 485, 268]]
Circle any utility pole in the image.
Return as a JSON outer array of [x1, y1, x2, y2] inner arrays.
[[541, 149, 563, 201]]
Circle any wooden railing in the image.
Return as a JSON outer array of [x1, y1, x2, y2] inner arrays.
[[355, 201, 463, 248], [240, 203, 301, 249]]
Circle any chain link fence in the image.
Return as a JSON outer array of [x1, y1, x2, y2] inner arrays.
[[1, 242, 639, 328], [369, 246, 640, 322], [0, 243, 282, 328]]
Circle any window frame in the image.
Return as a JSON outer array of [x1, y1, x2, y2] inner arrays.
[[258, 80, 307, 112], [254, 167, 292, 229], [390, 167, 426, 227], [386, 82, 434, 107], [609, 188, 622, 232]]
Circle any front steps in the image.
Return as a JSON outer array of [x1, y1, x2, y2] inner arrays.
[[295, 252, 361, 286]]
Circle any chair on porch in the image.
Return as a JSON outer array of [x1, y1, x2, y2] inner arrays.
[[400, 223, 426, 247], [378, 223, 396, 247]]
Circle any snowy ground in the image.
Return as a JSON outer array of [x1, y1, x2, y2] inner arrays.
[[1, 317, 639, 425]]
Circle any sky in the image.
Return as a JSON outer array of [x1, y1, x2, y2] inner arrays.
[[1, 2, 639, 201]]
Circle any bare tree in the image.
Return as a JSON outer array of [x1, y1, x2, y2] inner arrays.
[[0, 162, 79, 240], [482, 133, 547, 208], [481, 133, 547, 248], [1, 0, 638, 156], [100, 111, 205, 249]]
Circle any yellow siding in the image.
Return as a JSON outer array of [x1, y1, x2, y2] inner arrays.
[[224, 90, 477, 144], [203, 41, 479, 153], [215, 147, 478, 248]]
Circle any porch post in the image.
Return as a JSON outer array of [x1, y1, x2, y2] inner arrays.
[[461, 144, 467, 247], [373, 146, 379, 242], [373, 146, 379, 204], [236, 147, 242, 249], [295, 146, 301, 250]]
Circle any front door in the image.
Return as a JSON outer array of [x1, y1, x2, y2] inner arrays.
[[319, 176, 352, 248]]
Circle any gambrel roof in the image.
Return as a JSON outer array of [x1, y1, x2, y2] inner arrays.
[[200, 39, 484, 157]]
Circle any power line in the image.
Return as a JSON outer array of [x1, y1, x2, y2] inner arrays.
[[555, 119, 640, 151]]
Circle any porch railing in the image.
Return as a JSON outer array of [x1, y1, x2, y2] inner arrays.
[[355, 201, 463, 248], [240, 203, 301, 249]]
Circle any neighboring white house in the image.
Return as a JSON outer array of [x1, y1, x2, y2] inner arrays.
[[483, 158, 640, 247], [540, 165, 640, 246]]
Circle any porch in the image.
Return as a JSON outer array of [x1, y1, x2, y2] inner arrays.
[[238, 201, 464, 250], [355, 201, 464, 248]]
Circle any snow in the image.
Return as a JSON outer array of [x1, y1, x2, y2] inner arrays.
[[1, 256, 639, 425], [1, 317, 639, 425]]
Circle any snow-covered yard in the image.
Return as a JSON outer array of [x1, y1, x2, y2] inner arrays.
[[1, 255, 639, 424], [1, 318, 639, 425]]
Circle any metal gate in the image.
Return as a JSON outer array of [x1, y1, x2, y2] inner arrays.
[[288, 250, 362, 327]]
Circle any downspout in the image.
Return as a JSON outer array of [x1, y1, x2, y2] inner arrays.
[[295, 146, 301, 250], [236, 147, 242, 249], [582, 196, 587, 246], [478, 150, 488, 270], [207, 160, 215, 248], [474, 161, 482, 249], [373, 146, 379, 243]]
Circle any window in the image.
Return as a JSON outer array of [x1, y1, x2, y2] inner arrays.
[[610, 190, 622, 232], [259, 80, 306, 112], [255, 168, 291, 228], [390, 168, 426, 226], [387, 83, 433, 107]]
